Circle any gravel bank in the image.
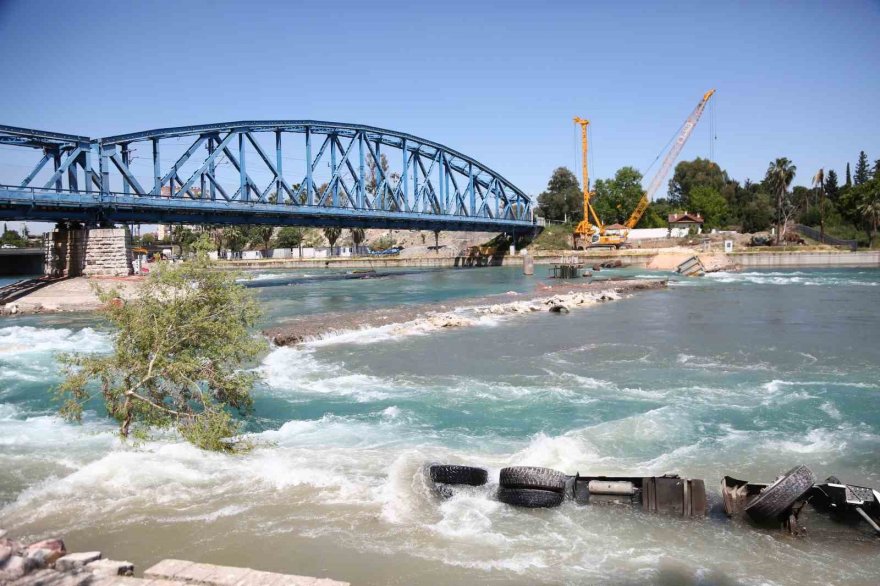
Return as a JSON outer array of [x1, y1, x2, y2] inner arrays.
[[263, 278, 667, 346]]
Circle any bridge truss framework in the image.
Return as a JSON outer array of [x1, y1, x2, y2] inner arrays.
[[0, 121, 534, 232]]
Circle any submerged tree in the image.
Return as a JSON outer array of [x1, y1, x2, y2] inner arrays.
[[56, 236, 266, 451]]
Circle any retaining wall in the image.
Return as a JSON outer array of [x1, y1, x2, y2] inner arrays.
[[727, 250, 880, 268], [224, 249, 879, 271], [226, 250, 660, 270]]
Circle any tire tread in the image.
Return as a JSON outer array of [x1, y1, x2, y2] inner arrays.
[[499, 466, 567, 493]]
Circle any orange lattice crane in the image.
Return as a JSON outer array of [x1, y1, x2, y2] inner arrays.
[[573, 89, 716, 249]]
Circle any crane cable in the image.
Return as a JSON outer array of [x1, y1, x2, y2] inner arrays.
[[709, 95, 717, 162], [642, 117, 687, 178]]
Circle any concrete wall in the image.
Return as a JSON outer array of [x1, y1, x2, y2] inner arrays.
[[728, 250, 880, 268], [225, 250, 659, 270], [628, 228, 688, 240], [223, 249, 880, 271], [0, 249, 45, 275]]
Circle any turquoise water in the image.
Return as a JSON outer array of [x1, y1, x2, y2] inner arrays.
[[1, 266, 879, 585]]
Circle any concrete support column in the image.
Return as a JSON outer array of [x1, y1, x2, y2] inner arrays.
[[83, 226, 134, 277], [45, 223, 87, 277]]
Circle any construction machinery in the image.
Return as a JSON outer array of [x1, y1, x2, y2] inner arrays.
[[573, 89, 716, 249]]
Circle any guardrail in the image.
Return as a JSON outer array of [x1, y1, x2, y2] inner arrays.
[[794, 224, 858, 251]]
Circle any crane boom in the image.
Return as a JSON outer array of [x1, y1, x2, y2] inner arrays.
[[625, 89, 716, 229], [572, 117, 608, 239]]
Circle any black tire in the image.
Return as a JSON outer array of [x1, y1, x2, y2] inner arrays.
[[497, 487, 564, 508], [745, 465, 816, 523], [429, 464, 488, 487], [499, 466, 567, 493], [434, 483, 455, 499]]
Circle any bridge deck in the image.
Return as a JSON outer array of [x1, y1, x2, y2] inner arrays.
[[0, 186, 534, 231]]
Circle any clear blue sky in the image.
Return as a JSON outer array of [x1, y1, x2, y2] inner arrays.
[[1, 0, 878, 197]]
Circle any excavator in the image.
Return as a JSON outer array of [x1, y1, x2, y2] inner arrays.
[[573, 89, 716, 249]]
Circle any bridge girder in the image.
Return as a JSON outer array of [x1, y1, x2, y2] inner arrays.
[[0, 121, 533, 232]]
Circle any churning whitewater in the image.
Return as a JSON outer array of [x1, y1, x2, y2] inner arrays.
[[1, 266, 880, 585]]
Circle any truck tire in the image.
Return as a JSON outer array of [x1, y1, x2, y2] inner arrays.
[[745, 465, 816, 523], [429, 465, 488, 487], [497, 487, 564, 508], [499, 466, 567, 493]]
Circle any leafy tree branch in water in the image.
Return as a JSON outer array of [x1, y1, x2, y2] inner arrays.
[[55, 235, 266, 452]]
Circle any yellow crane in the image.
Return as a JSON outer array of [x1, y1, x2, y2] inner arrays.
[[572, 117, 616, 248], [573, 89, 716, 249]]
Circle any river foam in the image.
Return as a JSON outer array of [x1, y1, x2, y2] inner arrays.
[[2, 267, 879, 585]]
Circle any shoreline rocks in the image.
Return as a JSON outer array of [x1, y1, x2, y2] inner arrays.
[[0, 528, 347, 585], [264, 278, 666, 347]]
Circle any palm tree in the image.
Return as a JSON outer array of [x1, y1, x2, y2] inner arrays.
[[323, 226, 342, 256], [766, 158, 797, 244], [812, 168, 825, 242], [350, 228, 365, 255], [859, 190, 880, 248]]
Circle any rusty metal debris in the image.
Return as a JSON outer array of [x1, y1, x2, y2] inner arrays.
[[428, 462, 880, 540], [723, 468, 880, 537]]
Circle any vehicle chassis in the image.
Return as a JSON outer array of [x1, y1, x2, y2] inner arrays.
[[722, 475, 880, 536]]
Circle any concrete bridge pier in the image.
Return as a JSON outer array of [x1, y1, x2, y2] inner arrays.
[[44, 223, 134, 277], [44, 222, 86, 277]]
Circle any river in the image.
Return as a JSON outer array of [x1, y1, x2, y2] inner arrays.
[[1, 266, 879, 585]]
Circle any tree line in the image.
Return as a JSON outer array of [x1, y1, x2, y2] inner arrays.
[[537, 150, 880, 247], [138, 225, 367, 256]]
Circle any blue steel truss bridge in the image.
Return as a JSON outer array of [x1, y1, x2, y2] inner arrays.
[[0, 122, 534, 232]]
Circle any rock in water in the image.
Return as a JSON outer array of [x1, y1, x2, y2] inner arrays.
[[56, 551, 102, 572], [1, 543, 12, 566], [87, 558, 135, 577], [26, 538, 67, 566], [549, 305, 570, 314], [0, 554, 35, 582]]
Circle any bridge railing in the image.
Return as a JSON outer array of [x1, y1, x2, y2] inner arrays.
[[0, 183, 536, 230]]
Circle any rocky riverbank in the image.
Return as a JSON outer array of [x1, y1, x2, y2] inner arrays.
[[1, 276, 145, 315], [0, 528, 347, 585], [0, 529, 132, 584], [263, 278, 667, 346]]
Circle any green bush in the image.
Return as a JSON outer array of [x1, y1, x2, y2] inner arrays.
[[530, 224, 574, 250]]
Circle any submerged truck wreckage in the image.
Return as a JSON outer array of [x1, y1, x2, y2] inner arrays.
[[427, 463, 880, 539]]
